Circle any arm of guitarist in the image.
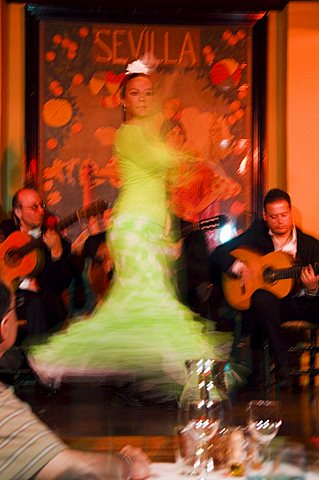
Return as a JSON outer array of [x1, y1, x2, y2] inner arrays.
[[213, 229, 259, 273], [37, 231, 73, 294], [301, 264, 319, 296], [43, 229, 63, 260], [210, 219, 274, 297], [230, 261, 255, 295]]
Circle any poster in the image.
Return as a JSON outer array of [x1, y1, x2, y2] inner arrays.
[[37, 19, 255, 248]]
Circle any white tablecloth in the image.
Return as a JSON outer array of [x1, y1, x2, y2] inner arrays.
[[150, 463, 238, 479], [150, 462, 184, 479], [150, 462, 319, 479]]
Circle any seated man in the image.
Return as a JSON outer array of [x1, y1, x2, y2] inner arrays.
[[211, 188, 319, 386], [0, 188, 73, 336], [0, 280, 150, 479]]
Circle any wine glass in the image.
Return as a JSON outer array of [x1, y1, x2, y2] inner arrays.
[[246, 400, 282, 471], [187, 399, 222, 475]]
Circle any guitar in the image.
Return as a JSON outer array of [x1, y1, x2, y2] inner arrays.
[[179, 214, 228, 239], [0, 199, 109, 289], [222, 248, 319, 311]]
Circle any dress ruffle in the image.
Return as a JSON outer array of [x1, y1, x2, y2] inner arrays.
[[28, 215, 231, 398]]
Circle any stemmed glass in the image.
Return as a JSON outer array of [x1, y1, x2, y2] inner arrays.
[[246, 400, 282, 471], [186, 399, 222, 476]]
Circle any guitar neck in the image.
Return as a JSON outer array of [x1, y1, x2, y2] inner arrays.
[[178, 214, 228, 239], [179, 222, 200, 238], [56, 211, 81, 232], [274, 263, 319, 280], [50, 199, 109, 233]]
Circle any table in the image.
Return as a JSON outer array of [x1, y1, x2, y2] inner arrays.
[[150, 463, 319, 479], [63, 434, 319, 478], [63, 434, 319, 457], [63, 435, 176, 462]]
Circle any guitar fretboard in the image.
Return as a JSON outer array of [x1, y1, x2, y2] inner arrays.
[[273, 263, 319, 280], [179, 214, 228, 239]]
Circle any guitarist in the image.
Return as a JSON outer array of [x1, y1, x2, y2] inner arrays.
[[211, 188, 319, 388], [0, 188, 72, 337]]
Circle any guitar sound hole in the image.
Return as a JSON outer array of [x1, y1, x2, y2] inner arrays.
[[263, 266, 276, 284], [6, 250, 21, 266]]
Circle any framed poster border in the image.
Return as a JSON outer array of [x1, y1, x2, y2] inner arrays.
[[25, 4, 267, 218]]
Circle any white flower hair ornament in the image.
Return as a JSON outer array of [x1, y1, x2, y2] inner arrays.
[[125, 53, 159, 75]]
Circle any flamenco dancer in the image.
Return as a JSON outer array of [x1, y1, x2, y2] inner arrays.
[[28, 57, 232, 403]]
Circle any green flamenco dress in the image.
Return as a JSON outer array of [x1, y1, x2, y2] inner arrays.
[[28, 124, 231, 399]]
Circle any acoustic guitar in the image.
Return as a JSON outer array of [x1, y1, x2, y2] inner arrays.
[[179, 214, 228, 238], [222, 248, 319, 311], [0, 199, 109, 289]]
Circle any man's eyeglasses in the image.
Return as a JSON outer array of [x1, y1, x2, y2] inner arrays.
[[20, 202, 46, 212]]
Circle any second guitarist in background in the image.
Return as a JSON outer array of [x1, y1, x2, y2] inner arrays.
[[0, 188, 72, 337], [174, 216, 213, 320], [211, 188, 319, 388]]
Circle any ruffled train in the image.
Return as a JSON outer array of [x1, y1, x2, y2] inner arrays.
[[27, 215, 232, 399]]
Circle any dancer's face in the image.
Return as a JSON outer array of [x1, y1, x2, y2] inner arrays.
[[123, 75, 154, 119]]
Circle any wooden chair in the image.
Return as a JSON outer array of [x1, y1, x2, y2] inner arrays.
[[281, 321, 319, 388], [256, 321, 319, 393]]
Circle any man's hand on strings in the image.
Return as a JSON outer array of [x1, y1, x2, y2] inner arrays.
[[301, 264, 318, 293], [43, 229, 63, 260]]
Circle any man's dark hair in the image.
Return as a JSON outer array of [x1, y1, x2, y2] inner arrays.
[[11, 189, 24, 226], [263, 188, 291, 210], [118, 72, 152, 99], [0, 281, 11, 321], [12, 189, 23, 211]]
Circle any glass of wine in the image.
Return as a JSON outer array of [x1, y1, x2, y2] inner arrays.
[[246, 400, 282, 473]]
